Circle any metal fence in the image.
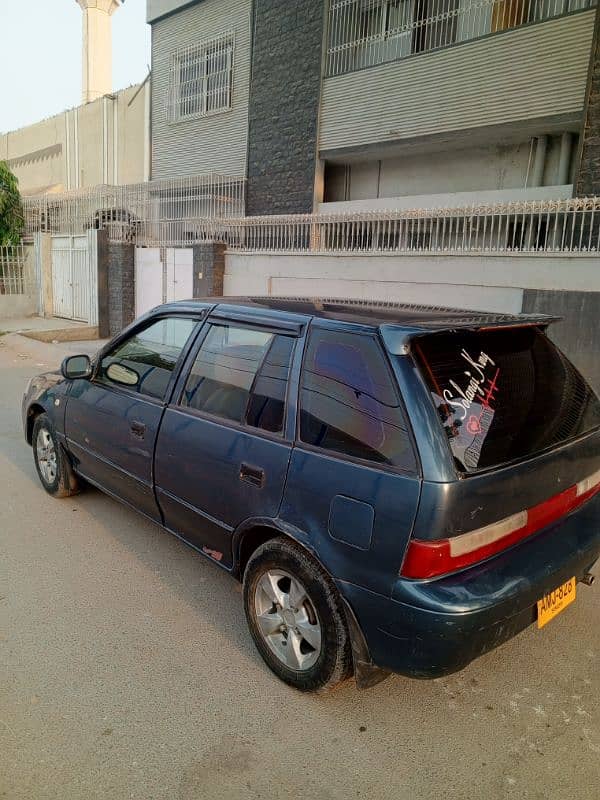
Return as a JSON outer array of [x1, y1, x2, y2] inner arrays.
[[119, 197, 600, 254], [23, 173, 246, 237], [326, 0, 597, 76], [0, 244, 35, 296]]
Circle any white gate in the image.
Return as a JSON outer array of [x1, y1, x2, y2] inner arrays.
[[51, 233, 97, 323], [166, 248, 193, 302], [135, 247, 163, 317], [135, 247, 194, 317]]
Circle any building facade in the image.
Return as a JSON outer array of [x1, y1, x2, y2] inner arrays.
[[0, 82, 150, 197], [147, 0, 600, 213]]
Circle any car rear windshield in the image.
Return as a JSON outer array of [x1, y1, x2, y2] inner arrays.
[[413, 326, 600, 473]]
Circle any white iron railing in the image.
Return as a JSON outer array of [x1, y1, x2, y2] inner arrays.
[[326, 0, 597, 76], [22, 174, 246, 237], [119, 198, 600, 254], [0, 244, 35, 296]]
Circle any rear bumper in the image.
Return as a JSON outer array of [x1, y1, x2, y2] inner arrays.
[[339, 493, 600, 679]]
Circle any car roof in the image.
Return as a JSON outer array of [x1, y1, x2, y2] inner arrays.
[[154, 296, 559, 333]]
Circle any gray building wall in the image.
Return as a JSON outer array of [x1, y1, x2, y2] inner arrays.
[[522, 290, 600, 395], [319, 11, 595, 155], [150, 0, 252, 180], [246, 0, 325, 216], [325, 136, 579, 203], [147, 0, 199, 22]]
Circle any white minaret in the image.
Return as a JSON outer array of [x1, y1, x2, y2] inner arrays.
[[76, 0, 123, 104]]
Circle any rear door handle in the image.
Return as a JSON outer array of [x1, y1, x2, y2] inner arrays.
[[240, 463, 264, 488], [130, 420, 146, 438]]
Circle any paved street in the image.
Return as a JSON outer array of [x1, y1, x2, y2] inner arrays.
[[1, 330, 599, 800]]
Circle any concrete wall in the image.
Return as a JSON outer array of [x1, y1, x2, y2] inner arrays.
[[0, 83, 149, 195], [223, 251, 600, 390], [0, 295, 36, 320], [522, 289, 600, 393], [324, 137, 579, 204], [0, 244, 37, 320], [246, 0, 325, 215]]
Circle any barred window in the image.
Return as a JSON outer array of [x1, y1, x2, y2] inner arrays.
[[168, 33, 234, 122], [326, 0, 596, 76]]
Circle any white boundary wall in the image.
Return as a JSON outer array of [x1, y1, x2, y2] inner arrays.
[[224, 252, 600, 314]]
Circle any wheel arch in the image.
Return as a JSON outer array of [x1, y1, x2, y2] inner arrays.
[[26, 403, 47, 445], [232, 517, 319, 582], [232, 517, 389, 689]]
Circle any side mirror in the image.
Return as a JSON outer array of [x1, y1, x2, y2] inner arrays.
[[61, 354, 92, 380]]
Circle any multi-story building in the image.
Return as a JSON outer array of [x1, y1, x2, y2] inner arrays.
[[147, 0, 600, 214]]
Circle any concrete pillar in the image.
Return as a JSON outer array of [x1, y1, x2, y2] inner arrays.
[[193, 243, 226, 298], [37, 234, 53, 318], [575, 5, 600, 196], [96, 239, 135, 336], [76, 0, 122, 104]]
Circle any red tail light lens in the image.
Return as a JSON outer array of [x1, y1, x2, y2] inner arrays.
[[401, 468, 600, 579]]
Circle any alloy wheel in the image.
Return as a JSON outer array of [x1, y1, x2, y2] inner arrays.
[[254, 569, 322, 671], [36, 428, 57, 485]]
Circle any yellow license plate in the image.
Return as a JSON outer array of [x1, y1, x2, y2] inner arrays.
[[537, 577, 576, 629]]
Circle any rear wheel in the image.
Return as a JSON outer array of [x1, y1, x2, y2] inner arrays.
[[32, 413, 80, 498], [243, 537, 353, 692]]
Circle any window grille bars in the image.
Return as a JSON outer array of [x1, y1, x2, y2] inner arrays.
[[326, 0, 596, 76], [0, 244, 35, 296], [167, 32, 235, 122]]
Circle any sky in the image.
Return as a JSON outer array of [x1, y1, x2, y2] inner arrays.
[[0, 0, 151, 134]]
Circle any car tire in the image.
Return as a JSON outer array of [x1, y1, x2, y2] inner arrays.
[[32, 413, 80, 498], [243, 536, 353, 693]]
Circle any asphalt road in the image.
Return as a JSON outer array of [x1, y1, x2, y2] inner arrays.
[[1, 331, 599, 800]]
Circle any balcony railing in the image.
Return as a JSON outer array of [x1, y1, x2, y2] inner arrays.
[[108, 198, 600, 254], [326, 0, 597, 76]]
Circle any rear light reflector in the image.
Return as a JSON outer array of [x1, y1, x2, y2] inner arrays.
[[576, 467, 600, 498], [401, 467, 600, 579]]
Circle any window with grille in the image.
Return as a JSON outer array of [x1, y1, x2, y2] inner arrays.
[[168, 33, 234, 122]]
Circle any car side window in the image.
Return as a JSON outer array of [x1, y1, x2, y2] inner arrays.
[[299, 328, 416, 471], [180, 323, 294, 435], [97, 317, 197, 401]]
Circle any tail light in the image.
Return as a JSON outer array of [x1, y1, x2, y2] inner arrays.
[[401, 468, 600, 579]]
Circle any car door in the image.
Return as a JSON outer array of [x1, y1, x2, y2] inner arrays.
[[64, 314, 200, 521], [154, 316, 300, 567], [280, 323, 422, 596]]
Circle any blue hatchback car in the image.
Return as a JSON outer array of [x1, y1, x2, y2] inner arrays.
[[23, 298, 600, 691]]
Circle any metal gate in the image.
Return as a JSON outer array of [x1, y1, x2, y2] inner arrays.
[[51, 233, 97, 323], [135, 247, 194, 317]]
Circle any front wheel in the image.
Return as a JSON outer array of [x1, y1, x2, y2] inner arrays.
[[32, 413, 80, 498], [243, 537, 353, 692]]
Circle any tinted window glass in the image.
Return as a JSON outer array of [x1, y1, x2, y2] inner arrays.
[[98, 317, 196, 400], [299, 329, 416, 470], [182, 324, 293, 434], [413, 327, 600, 473]]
